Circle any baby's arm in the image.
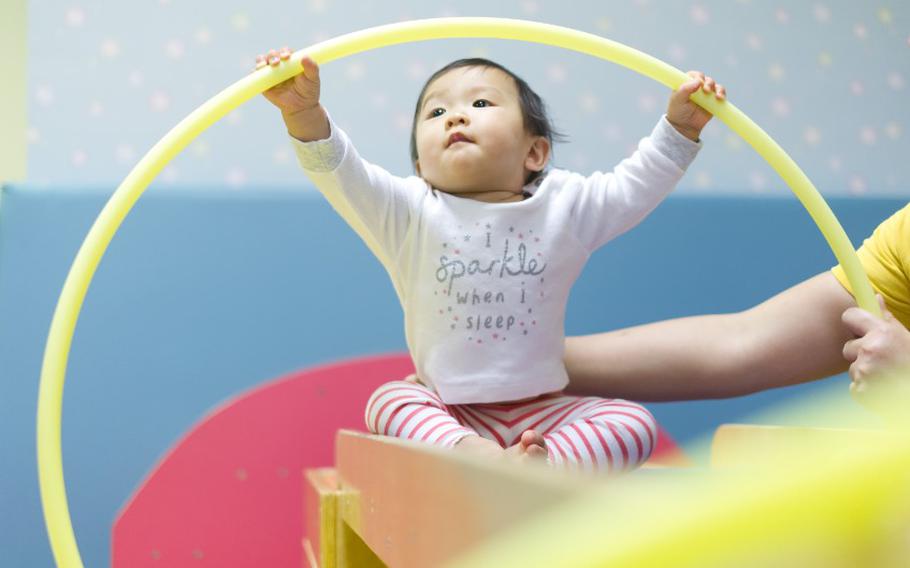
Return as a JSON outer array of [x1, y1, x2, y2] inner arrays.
[[258, 48, 417, 276], [573, 116, 699, 250], [572, 71, 725, 251]]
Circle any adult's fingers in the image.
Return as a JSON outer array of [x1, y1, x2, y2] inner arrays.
[[842, 337, 860, 362], [848, 359, 869, 384], [842, 306, 880, 337]]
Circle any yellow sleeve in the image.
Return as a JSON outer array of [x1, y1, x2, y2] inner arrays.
[[832, 202, 910, 330]]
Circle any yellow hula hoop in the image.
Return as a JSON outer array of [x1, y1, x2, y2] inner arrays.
[[37, 17, 877, 566]]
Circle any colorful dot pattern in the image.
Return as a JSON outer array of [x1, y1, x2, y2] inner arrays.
[[26, 2, 909, 196]]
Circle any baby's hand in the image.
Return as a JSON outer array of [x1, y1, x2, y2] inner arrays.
[[666, 71, 726, 142], [256, 47, 329, 141], [257, 48, 321, 115]]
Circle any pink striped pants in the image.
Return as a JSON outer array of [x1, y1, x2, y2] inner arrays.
[[364, 381, 658, 471]]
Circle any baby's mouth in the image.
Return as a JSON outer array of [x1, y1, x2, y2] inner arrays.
[[447, 132, 473, 147]]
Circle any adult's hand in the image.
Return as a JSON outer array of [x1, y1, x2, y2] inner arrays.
[[842, 296, 910, 418]]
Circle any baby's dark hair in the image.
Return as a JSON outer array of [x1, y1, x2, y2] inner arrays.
[[409, 58, 564, 174]]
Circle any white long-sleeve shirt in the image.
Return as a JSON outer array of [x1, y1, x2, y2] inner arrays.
[[293, 115, 700, 404]]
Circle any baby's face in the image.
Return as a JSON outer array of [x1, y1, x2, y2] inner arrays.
[[414, 66, 546, 198]]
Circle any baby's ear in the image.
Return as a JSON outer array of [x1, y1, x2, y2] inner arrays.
[[525, 136, 551, 173]]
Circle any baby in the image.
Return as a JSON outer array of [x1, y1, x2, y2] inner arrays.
[[259, 47, 725, 470]]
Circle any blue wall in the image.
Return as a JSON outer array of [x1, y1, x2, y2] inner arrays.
[[0, 184, 902, 566]]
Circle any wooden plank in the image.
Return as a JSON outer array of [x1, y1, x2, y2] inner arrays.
[[303, 467, 386, 568], [303, 468, 339, 568], [334, 430, 590, 568], [333, 426, 909, 566]]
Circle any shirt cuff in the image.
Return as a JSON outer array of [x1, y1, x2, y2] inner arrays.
[[650, 115, 702, 171], [290, 111, 347, 172]]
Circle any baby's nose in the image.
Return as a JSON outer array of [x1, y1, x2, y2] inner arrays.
[[446, 112, 469, 128]]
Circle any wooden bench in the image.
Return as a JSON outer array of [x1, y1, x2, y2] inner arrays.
[[304, 425, 910, 567]]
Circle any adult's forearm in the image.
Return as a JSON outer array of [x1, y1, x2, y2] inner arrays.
[[564, 273, 856, 401], [565, 314, 756, 401]]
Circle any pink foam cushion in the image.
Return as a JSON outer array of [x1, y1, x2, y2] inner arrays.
[[113, 353, 415, 567]]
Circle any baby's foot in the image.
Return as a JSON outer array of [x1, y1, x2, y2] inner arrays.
[[503, 429, 549, 464], [520, 429, 549, 460]]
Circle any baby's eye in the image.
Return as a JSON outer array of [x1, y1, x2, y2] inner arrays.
[[473, 99, 491, 108], [428, 107, 445, 118]]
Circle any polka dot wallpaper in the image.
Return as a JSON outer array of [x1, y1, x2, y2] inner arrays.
[[28, 1, 909, 196]]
